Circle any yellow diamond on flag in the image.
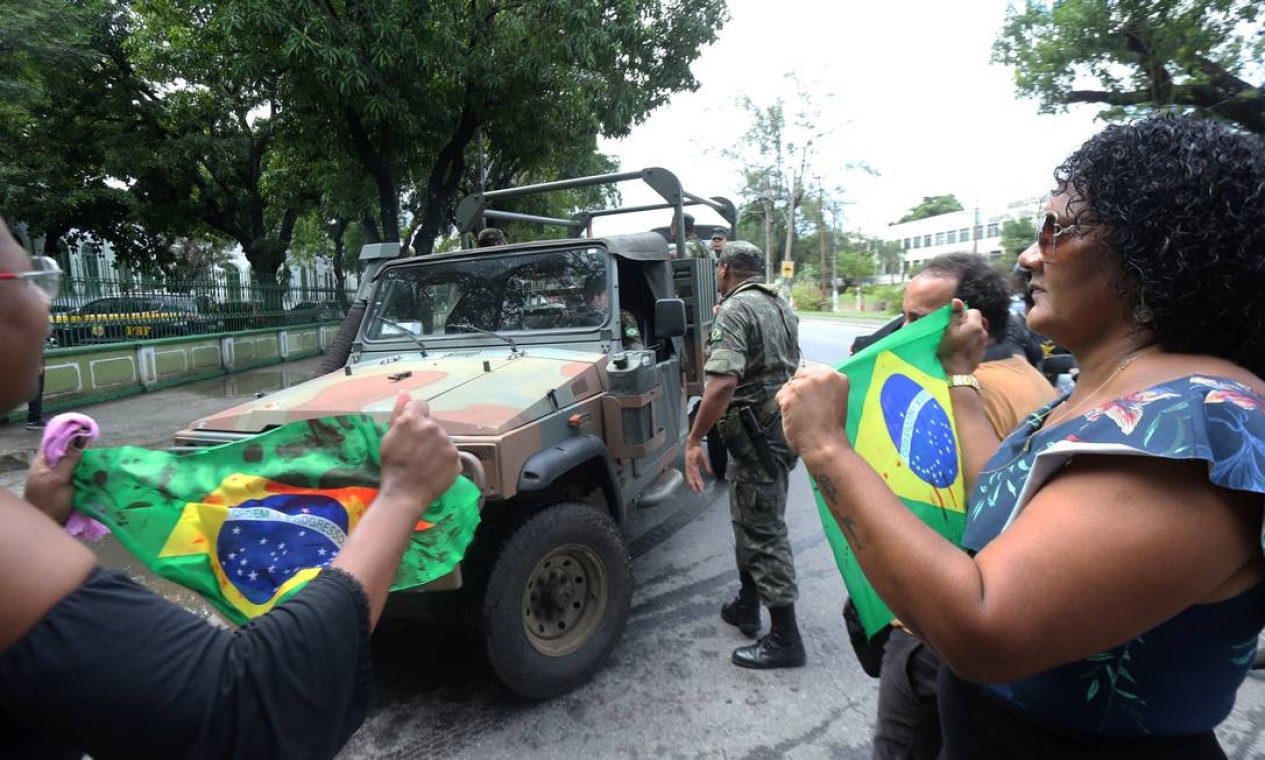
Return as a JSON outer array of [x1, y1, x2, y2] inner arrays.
[[853, 350, 966, 513]]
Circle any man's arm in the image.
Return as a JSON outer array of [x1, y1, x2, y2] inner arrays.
[[684, 373, 737, 491]]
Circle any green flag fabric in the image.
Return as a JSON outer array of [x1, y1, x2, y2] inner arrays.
[[72, 415, 482, 626], [813, 305, 966, 637]]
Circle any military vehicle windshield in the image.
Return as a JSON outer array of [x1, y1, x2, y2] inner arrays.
[[364, 247, 609, 341]]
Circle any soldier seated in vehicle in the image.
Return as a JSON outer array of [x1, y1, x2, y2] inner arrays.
[[571, 275, 642, 349]]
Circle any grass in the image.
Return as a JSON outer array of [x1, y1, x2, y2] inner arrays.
[[795, 309, 898, 321]]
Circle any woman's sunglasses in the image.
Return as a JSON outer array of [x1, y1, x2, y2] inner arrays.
[[0, 256, 62, 298], [1036, 211, 1100, 262]]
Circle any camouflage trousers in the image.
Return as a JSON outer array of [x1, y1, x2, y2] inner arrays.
[[727, 455, 797, 607]]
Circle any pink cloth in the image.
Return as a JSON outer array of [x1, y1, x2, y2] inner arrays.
[[39, 413, 110, 541], [41, 413, 99, 465]]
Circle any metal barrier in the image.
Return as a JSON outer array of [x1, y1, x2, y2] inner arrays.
[[2, 322, 345, 424], [50, 272, 355, 348]]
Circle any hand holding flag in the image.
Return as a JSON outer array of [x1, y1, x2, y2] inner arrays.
[[777, 365, 854, 469], [379, 391, 461, 513], [938, 298, 989, 376], [71, 409, 482, 626], [788, 305, 968, 637]]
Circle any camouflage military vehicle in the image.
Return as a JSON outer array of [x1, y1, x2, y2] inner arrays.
[[174, 169, 736, 699]]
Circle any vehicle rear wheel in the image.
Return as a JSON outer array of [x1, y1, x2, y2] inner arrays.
[[476, 501, 631, 699], [1253, 630, 1265, 670]]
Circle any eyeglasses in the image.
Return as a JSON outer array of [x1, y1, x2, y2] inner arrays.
[[0, 256, 62, 298], [1036, 211, 1100, 262]]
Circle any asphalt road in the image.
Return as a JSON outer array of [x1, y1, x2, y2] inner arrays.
[[4, 317, 1265, 758]]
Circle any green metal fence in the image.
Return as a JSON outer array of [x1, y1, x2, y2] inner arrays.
[[50, 270, 355, 348]]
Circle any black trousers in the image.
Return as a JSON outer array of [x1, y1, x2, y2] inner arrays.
[[937, 668, 1226, 759], [27, 370, 44, 424], [873, 628, 941, 759]]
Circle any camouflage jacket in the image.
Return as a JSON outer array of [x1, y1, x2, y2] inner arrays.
[[683, 235, 710, 260], [704, 278, 800, 407]]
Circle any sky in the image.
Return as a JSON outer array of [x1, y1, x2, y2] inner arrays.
[[595, 0, 1106, 238]]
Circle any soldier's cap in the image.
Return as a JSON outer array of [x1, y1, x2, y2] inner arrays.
[[711, 229, 727, 241], [720, 241, 764, 274]]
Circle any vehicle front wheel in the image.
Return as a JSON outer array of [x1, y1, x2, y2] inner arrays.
[[476, 501, 631, 699]]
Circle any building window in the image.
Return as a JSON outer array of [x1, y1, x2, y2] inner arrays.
[[986, 223, 1000, 238], [934, 232, 945, 246], [923, 234, 932, 247], [959, 227, 970, 241], [903, 238, 910, 250], [946, 230, 957, 244], [974, 225, 983, 240], [912, 237, 920, 248]]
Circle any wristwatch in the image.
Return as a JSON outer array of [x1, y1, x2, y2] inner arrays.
[[946, 374, 980, 392]]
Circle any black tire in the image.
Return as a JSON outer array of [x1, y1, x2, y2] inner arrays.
[[1253, 631, 1265, 670], [476, 501, 631, 699]]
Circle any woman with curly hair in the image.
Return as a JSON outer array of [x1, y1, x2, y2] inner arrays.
[[779, 115, 1265, 758]]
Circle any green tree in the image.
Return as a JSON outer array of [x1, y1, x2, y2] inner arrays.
[[873, 239, 905, 279], [0, 1, 163, 265], [126, 4, 314, 294], [835, 250, 875, 290], [998, 217, 1036, 266], [217, 0, 725, 253], [993, 0, 1265, 134], [897, 195, 964, 223]]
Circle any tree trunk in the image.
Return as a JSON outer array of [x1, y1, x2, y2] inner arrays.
[[414, 108, 480, 257], [345, 110, 400, 243], [329, 218, 349, 306]]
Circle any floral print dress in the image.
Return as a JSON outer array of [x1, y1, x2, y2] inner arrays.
[[963, 376, 1265, 737]]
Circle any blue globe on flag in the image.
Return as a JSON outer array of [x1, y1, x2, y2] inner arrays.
[[879, 373, 959, 488], [216, 493, 350, 604]]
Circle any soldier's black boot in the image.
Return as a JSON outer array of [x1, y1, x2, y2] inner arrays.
[[720, 570, 761, 638], [732, 603, 806, 669]]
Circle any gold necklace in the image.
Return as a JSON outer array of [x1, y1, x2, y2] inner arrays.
[[1040, 345, 1160, 431]]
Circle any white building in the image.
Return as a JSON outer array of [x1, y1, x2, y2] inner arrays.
[[875, 197, 1043, 278]]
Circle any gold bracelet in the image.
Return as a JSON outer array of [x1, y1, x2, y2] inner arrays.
[[946, 374, 980, 392]]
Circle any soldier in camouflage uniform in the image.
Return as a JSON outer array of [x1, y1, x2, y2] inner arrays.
[[670, 212, 710, 259], [684, 241, 806, 669]]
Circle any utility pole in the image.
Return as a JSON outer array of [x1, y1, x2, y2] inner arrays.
[[972, 205, 980, 255], [763, 196, 774, 279], [816, 178, 827, 298], [783, 170, 796, 296]]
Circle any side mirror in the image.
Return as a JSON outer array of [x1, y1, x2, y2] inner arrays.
[[653, 298, 687, 338]]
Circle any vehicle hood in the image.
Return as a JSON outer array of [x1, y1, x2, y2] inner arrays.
[[190, 348, 607, 436]]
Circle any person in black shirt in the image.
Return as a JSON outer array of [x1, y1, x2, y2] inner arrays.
[[0, 216, 461, 759]]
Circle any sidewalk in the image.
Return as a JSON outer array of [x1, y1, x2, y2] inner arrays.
[[0, 355, 326, 490]]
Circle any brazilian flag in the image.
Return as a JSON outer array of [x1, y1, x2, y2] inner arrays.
[[813, 305, 966, 637], [71, 415, 481, 625]]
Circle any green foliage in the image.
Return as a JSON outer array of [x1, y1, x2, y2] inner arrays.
[[999, 217, 1036, 261], [217, 0, 726, 252], [0, 1, 164, 262], [790, 282, 828, 312], [835, 250, 875, 289], [3, 0, 727, 280], [993, 0, 1265, 134], [873, 239, 905, 278], [898, 195, 964, 223], [864, 284, 904, 314]]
